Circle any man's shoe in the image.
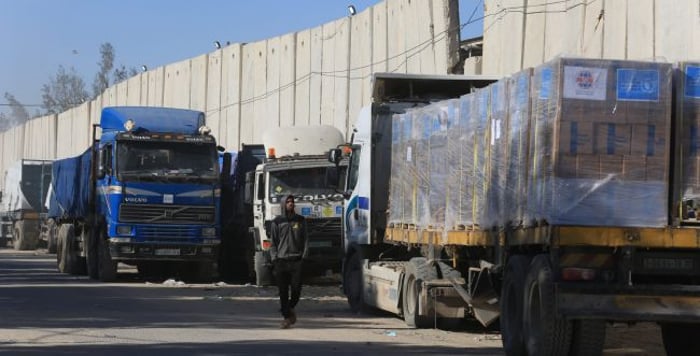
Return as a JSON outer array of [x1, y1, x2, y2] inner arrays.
[[280, 318, 292, 329], [289, 309, 297, 325]]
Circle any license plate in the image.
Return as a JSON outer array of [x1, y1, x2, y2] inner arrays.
[[155, 248, 180, 256], [642, 257, 694, 271]]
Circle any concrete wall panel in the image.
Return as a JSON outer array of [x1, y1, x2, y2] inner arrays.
[[581, 0, 604, 58], [266, 37, 281, 128], [103, 86, 118, 108], [333, 19, 350, 134], [656, 0, 693, 62], [372, 2, 388, 73], [544, 0, 567, 60], [387, 0, 407, 73], [627, 0, 654, 60], [279, 33, 296, 128], [252, 40, 268, 142], [240, 43, 257, 146], [321, 21, 339, 127], [309, 26, 324, 126], [602, 0, 627, 59], [126, 75, 141, 106], [190, 54, 208, 112], [522, 0, 547, 68], [23, 115, 56, 159], [206, 49, 223, 144], [221, 44, 242, 150], [163, 59, 191, 109], [294, 29, 312, 126], [349, 7, 373, 135], [116, 80, 128, 106], [432, 0, 460, 74], [147, 67, 165, 106]]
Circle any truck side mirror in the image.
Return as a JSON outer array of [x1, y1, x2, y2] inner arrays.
[[244, 171, 255, 205], [328, 148, 342, 165]]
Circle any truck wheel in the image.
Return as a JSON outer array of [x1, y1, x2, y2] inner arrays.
[[343, 252, 369, 313], [97, 228, 117, 282], [13, 220, 38, 250], [344, 252, 368, 313], [46, 219, 58, 254], [253, 251, 274, 286], [402, 257, 438, 328], [57, 224, 81, 274], [85, 228, 99, 280], [568, 319, 606, 356], [523, 255, 572, 356], [500, 255, 530, 356], [661, 323, 700, 355]]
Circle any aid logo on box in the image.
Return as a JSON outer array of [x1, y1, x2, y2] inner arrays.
[[563, 66, 607, 100]]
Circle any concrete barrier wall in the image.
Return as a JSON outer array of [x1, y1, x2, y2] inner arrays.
[[0, 0, 460, 189], [481, 0, 700, 75]]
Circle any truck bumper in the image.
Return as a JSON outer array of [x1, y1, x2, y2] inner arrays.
[[557, 284, 700, 322], [109, 241, 219, 262]]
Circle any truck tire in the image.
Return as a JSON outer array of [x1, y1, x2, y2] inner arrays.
[[661, 322, 700, 356], [85, 228, 99, 280], [344, 251, 369, 313], [13, 220, 38, 250], [57, 224, 82, 274], [46, 219, 58, 254], [523, 255, 572, 356], [253, 250, 274, 286], [97, 227, 117, 282], [402, 257, 438, 328], [500, 255, 531, 356], [568, 319, 606, 356]]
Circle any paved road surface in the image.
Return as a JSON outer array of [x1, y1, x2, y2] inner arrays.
[[0, 249, 665, 355]]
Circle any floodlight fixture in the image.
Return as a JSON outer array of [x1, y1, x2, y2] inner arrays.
[[214, 41, 221, 49], [141, 65, 148, 72], [348, 5, 357, 16]]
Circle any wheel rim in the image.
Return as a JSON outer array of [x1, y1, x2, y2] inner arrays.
[[406, 275, 417, 314]]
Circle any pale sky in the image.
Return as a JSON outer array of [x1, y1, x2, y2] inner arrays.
[[0, 0, 485, 116]]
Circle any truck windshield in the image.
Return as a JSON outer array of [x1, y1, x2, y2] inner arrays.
[[116, 141, 218, 182], [268, 167, 342, 202]]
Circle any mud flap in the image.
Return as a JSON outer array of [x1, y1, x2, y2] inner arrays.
[[447, 265, 500, 327]]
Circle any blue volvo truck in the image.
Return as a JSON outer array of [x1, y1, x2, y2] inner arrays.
[[50, 106, 224, 282]]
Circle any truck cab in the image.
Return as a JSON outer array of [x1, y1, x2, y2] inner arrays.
[[246, 125, 346, 285]]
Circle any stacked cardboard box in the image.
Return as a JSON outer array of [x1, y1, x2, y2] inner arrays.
[[532, 57, 672, 227], [506, 69, 532, 226], [677, 62, 700, 220], [388, 113, 406, 226]]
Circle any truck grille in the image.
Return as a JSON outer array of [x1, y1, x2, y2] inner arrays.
[[137, 225, 199, 240], [119, 204, 215, 224], [306, 217, 341, 235]]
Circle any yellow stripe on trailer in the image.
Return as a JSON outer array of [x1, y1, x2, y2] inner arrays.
[[553, 226, 700, 248], [384, 227, 492, 246]]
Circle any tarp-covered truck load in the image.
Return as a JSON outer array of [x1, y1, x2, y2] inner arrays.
[[0, 159, 52, 249]]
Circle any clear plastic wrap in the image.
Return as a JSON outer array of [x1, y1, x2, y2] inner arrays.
[[677, 61, 700, 222]]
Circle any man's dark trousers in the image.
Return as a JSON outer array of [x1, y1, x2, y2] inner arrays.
[[274, 258, 303, 318]]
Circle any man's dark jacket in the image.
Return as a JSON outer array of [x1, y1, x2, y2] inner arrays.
[[269, 198, 308, 262]]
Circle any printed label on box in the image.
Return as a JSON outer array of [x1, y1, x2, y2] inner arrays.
[[685, 65, 700, 98], [539, 68, 552, 99], [563, 66, 607, 101], [617, 69, 660, 101]]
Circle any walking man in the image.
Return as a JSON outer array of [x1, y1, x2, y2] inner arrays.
[[270, 194, 308, 329]]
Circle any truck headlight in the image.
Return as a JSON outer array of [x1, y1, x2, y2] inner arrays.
[[202, 227, 216, 237], [117, 225, 133, 235]]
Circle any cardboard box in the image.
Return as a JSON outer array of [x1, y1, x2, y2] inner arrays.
[[623, 156, 647, 180], [577, 154, 600, 179], [595, 123, 631, 155], [557, 154, 578, 178], [559, 121, 594, 155], [646, 156, 668, 182], [630, 124, 667, 157], [600, 155, 623, 178]]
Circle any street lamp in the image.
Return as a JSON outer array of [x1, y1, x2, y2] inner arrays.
[[347, 5, 356, 16]]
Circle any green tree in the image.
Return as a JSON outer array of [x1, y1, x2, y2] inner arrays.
[[92, 42, 114, 98], [41, 65, 89, 114]]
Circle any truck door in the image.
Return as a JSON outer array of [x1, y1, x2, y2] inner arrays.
[[253, 172, 265, 241]]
